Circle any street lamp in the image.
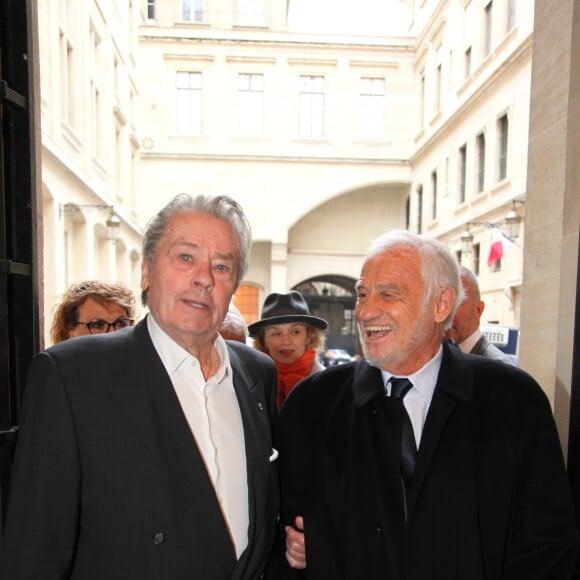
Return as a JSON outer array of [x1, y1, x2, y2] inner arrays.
[[504, 201, 523, 239], [60, 203, 121, 243], [460, 225, 474, 255], [460, 198, 525, 254], [105, 211, 121, 243]]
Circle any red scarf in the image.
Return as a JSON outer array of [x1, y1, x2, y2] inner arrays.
[[274, 348, 316, 408]]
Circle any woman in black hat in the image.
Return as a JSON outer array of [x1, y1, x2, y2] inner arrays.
[[248, 291, 328, 408]]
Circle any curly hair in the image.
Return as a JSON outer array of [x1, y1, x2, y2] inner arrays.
[[50, 281, 137, 344]]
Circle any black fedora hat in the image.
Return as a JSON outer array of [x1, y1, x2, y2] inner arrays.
[[247, 291, 328, 336]]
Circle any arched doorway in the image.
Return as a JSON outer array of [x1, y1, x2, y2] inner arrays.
[[294, 275, 358, 356]]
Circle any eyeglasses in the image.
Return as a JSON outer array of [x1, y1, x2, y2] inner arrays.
[[73, 318, 134, 334]]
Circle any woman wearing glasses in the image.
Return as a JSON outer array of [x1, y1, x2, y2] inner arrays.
[[50, 280, 137, 344]]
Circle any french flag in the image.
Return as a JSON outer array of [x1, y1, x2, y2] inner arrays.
[[487, 228, 504, 267]]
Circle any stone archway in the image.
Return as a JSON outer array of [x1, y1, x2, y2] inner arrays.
[[294, 274, 359, 356]]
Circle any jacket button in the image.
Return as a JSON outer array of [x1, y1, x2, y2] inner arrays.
[[376, 525, 384, 535], [152, 532, 165, 544]]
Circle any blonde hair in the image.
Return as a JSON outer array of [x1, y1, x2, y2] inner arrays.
[[252, 323, 325, 354]]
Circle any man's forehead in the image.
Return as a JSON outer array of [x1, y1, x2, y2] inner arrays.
[[161, 214, 238, 251], [360, 247, 421, 275]]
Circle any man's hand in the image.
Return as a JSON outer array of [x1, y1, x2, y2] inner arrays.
[[285, 516, 306, 569]]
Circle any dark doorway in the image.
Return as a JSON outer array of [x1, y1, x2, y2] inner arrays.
[[294, 275, 358, 356], [567, 240, 580, 578], [0, 0, 41, 540]]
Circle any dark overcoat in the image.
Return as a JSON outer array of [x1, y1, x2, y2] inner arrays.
[[271, 342, 577, 580]]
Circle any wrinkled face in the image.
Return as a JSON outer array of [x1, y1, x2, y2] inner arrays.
[[445, 278, 483, 344], [68, 297, 130, 339], [263, 322, 310, 364], [355, 247, 454, 375], [141, 211, 239, 353]]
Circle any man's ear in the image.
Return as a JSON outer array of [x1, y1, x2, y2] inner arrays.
[[140, 258, 150, 292], [434, 287, 457, 324]]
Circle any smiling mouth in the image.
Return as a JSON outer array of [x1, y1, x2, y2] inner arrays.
[[363, 325, 394, 339]]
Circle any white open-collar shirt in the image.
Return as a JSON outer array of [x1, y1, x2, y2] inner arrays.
[[147, 314, 248, 558]]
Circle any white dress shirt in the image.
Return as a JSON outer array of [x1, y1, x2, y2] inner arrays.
[[147, 315, 249, 558], [381, 345, 443, 448]]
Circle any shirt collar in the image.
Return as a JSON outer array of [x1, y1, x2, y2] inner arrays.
[[459, 328, 482, 355], [381, 344, 443, 406], [147, 313, 231, 381]]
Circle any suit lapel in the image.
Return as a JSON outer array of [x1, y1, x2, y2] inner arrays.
[[407, 344, 474, 518], [227, 345, 272, 580], [471, 335, 487, 356], [349, 362, 406, 569], [109, 319, 236, 574]]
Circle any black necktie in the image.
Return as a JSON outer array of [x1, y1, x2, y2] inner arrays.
[[390, 378, 417, 494]]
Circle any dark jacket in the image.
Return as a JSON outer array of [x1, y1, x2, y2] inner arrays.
[[0, 318, 279, 580], [270, 343, 577, 580]]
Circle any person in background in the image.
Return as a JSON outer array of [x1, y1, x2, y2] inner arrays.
[[248, 291, 327, 409], [272, 230, 577, 579], [50, 280, 136, 344], [220, 301, 249, 343], [445, 266, 517, 365], [0, 194, 279, 580]]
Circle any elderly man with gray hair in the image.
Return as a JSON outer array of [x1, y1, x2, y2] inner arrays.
[[1, 194, 280, 580]]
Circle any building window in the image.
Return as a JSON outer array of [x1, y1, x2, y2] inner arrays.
[[464, 0, 474, 79], [238, 73, 264, 137], [90, 26, 104, 160], [237, 0, 264, 25], [59, 0, 77, 128], [497, 113, 509, 181], [458, 144, 467, 203], [465, 46, 472, 78], [115, 125, 122, 195], [476, 132, 486, 193], [182, 0, 204, 22], [419, 71, 426, 129], [176, 71, 202, 135], [484, 1, 493, 57], [435, 63, 442, 113], [234, 284, 260, 326], [147, 0, 155, 19], [431, 169, 438, 220], [359, 77, 384, 139], [507, 0, 516, 32], [473, 243, 481, 276], [417, 185, 423, 234], [299, 75, 324, 138], [405, 196, 410, 230]]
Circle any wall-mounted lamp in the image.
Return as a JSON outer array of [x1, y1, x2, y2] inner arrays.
[[460, 198, 525, 254], [460, 226, 475, 255], [105, 211, 121, 243], [503, 199, 525, 239], [60, 203, 121, 243]]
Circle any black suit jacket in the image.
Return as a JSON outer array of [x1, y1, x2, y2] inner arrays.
[[270, 343, 577, 580], [0, 318, 279, 580]]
